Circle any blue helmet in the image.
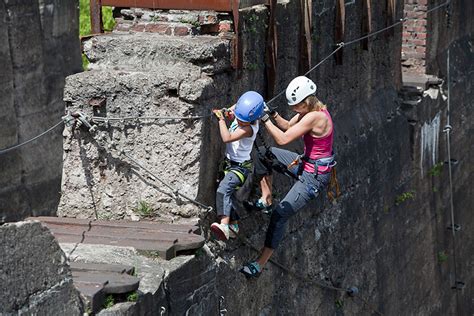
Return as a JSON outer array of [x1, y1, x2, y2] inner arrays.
[[234, 91, 264, 122]]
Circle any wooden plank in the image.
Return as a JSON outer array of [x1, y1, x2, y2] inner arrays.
[[31, 216, 198, 234], [73, 271, 140, 294], [70, 262, 135, 275], [30, 216, 205, 260], [74, 282, 106, 313]]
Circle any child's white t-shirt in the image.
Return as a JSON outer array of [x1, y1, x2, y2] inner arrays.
[[225, 119, 259, 163]]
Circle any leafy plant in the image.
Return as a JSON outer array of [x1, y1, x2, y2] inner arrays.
[[127, 291, 138, 302], [437, 251, 448, 263], [428, 162, 444, 177], [82, 54, 90, 71], [103, 294, 115, 309], [395, 191, 415, 206], [133, 201, 155, 217], [335, 299, 344, 309]]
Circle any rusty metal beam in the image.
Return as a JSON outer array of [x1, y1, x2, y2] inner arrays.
[[265, 0, 277, 97], [386, 0, 396, 37], [299, 0, 312, 73], [101, 0, 233, 11], [101, 0, 268, 10], [361, 0, 372, 50], [90, 0, 103, 34], [335, 0, 345, 65]]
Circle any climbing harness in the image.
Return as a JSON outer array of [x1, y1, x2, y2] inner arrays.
[[220, 158, 253, 185]]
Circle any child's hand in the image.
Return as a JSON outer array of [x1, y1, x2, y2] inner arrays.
[[223, 108, 234, 120], [212, 109, 225, 120]]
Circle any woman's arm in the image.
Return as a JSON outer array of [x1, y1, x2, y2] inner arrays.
[[263, 112, 324, 145], [218, 120, 253, 143]]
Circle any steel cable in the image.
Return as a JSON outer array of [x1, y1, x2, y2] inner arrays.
[[0, 120, 64, 155]]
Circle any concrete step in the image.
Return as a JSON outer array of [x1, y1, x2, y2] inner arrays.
[[83, 33, 231, 74]]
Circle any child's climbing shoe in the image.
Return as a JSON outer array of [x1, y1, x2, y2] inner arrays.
[[239, 261, 262, 279], [210, 223, 230, 241], [228, 223, 239, 239]]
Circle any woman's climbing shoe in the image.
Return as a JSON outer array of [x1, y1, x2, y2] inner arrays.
[[239, 261, 262, 279], [244, 199, 273, 215], [211, 223, 230, 241], [255, 199, 273, 215]]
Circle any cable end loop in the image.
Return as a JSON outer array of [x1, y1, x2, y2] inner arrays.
[[346, 286, 359, 297]]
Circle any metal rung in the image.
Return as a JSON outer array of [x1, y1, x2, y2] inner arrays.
[[451, 281, 465, 290], [444, 158, 458, 165], [447, 224, 461, 231]]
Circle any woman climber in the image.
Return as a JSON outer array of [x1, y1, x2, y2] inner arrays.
[[240, 76, 338, 278], [211, 91, 264, 241]]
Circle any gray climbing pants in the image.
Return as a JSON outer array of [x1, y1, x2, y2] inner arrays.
[[215, 163, 251, 221], [255, 147, 330, 249]]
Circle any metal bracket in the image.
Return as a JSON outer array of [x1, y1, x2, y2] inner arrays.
[[447, 224, 461, 231], [451, 281, 465, 290], [219, 296, 227, 315]]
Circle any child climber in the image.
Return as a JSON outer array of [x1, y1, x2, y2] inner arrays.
[[211, 91, 264, 241]]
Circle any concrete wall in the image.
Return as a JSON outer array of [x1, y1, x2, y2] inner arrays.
[[0, 221, 83, 315], [0, 0, 81, 223]]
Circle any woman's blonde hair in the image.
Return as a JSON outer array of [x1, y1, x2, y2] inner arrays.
[[304, 95, 326, 111]]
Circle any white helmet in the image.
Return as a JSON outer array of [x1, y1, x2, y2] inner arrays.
[[285, 76, 317, 106]]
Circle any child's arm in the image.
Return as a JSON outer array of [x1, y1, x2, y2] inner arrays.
[[218, 120, 253, 143]]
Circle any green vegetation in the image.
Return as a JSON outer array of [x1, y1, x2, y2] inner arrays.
[[437, 251, 448, 263], [335, 299, 344, 309], [428, 162, 444, 177], [127, 291, 138, 302], [79, 0, 115, 70], [133, 200, 155, 217], [179, 18, 200, 28], [246, 63, 258, 71], [395, 191, 415, 206], [103, 294, 115, 309], [79, 0, 116, 36]]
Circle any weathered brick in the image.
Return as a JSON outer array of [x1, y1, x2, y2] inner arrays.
[[219, 21, 233, 33], [174, 26, 190, 36], [145, 22, 170, 34], [131, 23, 145, 32]]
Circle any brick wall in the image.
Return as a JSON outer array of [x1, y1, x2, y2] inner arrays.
[[402, 0, 428, 72]]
